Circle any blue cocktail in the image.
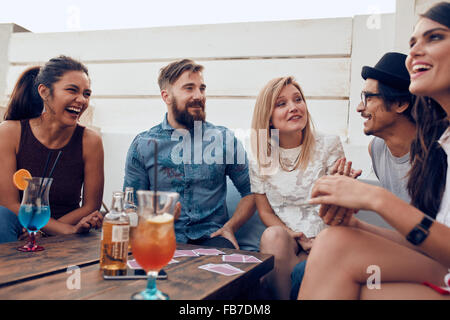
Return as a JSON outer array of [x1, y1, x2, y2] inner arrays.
[[17, 177, 53, 252], [18, 205, 51, 233]]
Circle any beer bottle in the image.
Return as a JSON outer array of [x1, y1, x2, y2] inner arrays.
[[100, 191, 130, 275], [124, 187, 138, 251]]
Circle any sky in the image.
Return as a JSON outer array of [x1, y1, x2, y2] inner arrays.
[[0, 0, 396, 33]]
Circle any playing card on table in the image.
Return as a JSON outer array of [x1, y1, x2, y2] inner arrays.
[[198, 263, 215, 270], [127, 259, 142, 269], [222, 254, 246, 263], [199, 263, 244, 276], [173, 249, 199, 257], [243, 255, 262, 263], [193, 248, 226, 256], [222, 254, 262, 263]]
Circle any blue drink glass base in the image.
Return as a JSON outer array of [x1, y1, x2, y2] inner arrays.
[[131, 270, 169, 300], [131, 289, 169, 300]]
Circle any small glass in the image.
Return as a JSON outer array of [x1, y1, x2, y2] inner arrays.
[[17, 177, 52, 252], [131, 191, 179, 300]]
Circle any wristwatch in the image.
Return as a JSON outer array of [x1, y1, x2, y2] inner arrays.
[[406, 215, 434, 245]]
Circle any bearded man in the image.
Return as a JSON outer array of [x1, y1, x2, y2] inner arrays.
[[123, 59, 255, 249]]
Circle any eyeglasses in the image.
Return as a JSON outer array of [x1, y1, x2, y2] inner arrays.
[[360, 92, 382, 107]]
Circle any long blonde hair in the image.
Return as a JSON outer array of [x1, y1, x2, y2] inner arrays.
[[251, 76, 316, 174]]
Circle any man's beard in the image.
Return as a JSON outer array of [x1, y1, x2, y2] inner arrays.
[[171, 97, 206, 129]]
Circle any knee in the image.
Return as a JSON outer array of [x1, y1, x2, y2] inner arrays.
[[309, 226, 357, 262], [259, 226, 290, 254]]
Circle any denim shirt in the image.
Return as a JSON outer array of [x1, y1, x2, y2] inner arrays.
[[123, 114, 251, 243]]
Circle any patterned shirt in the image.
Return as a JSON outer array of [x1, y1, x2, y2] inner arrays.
[[123, 114, 252, 242], [250, 133, 344, 238]]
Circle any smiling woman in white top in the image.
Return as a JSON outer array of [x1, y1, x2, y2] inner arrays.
[[249, 76, 352, 299], [299, 1, 450, 300]]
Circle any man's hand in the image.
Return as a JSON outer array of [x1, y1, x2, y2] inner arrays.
[[210, 225, 240, 249]]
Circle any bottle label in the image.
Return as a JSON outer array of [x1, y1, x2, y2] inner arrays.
[[112, 225, 130, 242], [128, 212, 138, 227]]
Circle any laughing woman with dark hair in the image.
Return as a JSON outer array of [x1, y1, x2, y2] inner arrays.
[[299, 2, 450, 300], [0, 56, 104, 243]]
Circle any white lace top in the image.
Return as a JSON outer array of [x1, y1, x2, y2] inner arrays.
[[437, 127, 450, 227], [250, 133, 344, 238]]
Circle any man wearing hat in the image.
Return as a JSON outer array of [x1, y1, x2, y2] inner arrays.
[[289, 52, 417, 300], [358, 52, 416, 202]]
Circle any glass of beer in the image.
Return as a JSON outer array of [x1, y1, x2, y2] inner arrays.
[[131, 191, 179, 300]]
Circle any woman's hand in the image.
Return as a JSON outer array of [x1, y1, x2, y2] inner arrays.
[[285, 230, 313, 253], [319, 158, 362, 226], [310, 175, 377, 211], [73, 210, 104, 234], [330, 157, 362, 179], [298, 235, 315, 253], [319, 204, 355, 226]]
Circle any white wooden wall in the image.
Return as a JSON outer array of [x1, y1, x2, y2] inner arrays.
[[7, 18, 352, 136]]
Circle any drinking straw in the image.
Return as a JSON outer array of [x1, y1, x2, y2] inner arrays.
[[152, 140, 158, 215], [102, 201, 109, 214], [37, 151, 53, 198], [46, 150, 62, 181], [39, 150, 62, 198]]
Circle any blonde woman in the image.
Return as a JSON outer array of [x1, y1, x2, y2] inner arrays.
[[250, 76, 355, 299]]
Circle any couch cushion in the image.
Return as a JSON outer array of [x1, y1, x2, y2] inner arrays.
[[226, 177, 266, 251]]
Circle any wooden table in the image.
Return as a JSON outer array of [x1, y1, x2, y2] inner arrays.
[[0, 232, 273, 300]]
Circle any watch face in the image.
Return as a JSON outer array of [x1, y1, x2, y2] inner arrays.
[[408, 228, 426, 245]]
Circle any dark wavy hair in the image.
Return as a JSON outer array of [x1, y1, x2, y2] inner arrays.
[[4, 55, 89, 121], [407, 97, 448, 218], [378, 82, 415, 123]]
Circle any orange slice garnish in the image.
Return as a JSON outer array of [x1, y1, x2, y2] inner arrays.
[[13, 169, 32, 190]]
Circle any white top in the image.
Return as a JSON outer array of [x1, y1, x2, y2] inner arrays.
[[250, 133, 344, 238], [437, 127, 450, 227]]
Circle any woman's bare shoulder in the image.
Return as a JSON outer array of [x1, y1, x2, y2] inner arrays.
[[82, 126, 103, 152], [0, 120, 21, 140]]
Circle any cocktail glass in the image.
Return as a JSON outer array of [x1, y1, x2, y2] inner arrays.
[[17, 177, 52, 252], [131, 190, 179, 300]]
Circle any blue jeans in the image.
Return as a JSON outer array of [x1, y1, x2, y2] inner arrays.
[[187, 236, 235, 249], [0, 206, 22, 243], [290, 260, 307, 300]]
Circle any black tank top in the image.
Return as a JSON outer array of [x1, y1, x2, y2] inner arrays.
[[16, 120, 85, 220]]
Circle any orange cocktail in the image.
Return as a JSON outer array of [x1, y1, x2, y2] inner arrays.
[[131, 213, 176, 272]]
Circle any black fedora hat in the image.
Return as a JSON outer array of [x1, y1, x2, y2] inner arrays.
[[361, 52, 410, 91]]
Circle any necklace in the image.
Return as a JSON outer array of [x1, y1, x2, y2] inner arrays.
[[278, 148, 302, 172]]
